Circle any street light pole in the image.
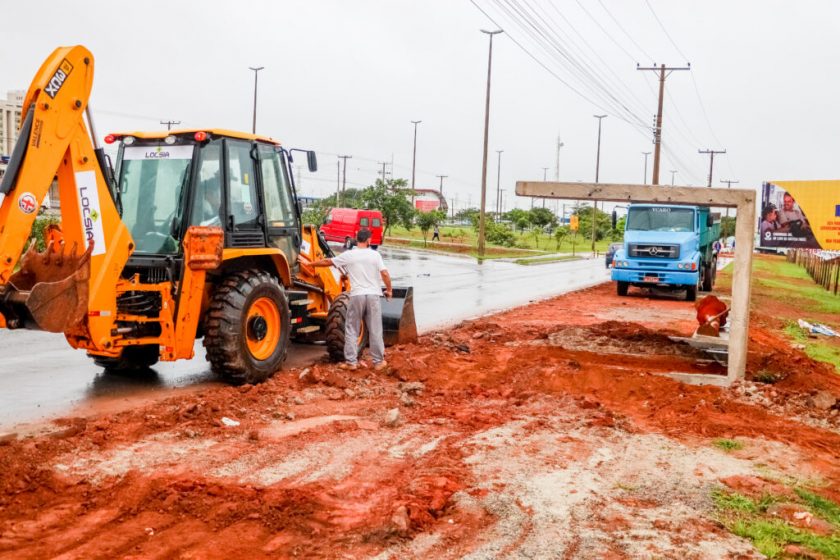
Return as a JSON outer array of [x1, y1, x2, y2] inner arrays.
[[593, 115, 607, 254], [495, 150, 503, 219], [478, 29, 503, 257], [248, 66, 264, 134], [642, 151, 652, 184], [410, 120, 421, 206]]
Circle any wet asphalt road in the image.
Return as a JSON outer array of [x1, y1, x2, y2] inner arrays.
[[0, 248, 608, 430]]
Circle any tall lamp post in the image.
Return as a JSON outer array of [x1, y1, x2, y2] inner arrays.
[[248, 66, 264, 134], [593, 115, 607, 253], [410, 120, 421, 206], [477, 29, 503, 258]]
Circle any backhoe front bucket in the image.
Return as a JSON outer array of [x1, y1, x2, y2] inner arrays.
[[381, 286, 417, 346], [3, 239, 92, 332]]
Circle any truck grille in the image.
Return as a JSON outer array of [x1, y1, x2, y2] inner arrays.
[[628, 244, 680, 259]]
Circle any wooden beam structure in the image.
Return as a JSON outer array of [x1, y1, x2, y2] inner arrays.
[[516, 181, 757, 385]]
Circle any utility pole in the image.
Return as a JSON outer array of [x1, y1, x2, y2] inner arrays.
[[699, 148, 726, 187], [636, 63, 690, 185], [642, 151, 651, 184], [248, 66, 264, 134], [593, 115, 607, 254], [499, 189, 506, 214], [722, 179, 739, 218], [378, 161, 391, 184], [338, 155, 352, 205], [160, 120, 180, 131], [478, 29, 503, 258], [410, 120, 421, 206], [335, 160, 340, 206], [669, 169, 678, 186], [436, 174, 448, 196], [495, 150, 503, 218]]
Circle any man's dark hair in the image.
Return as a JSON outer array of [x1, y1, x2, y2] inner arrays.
[[356, 229, 372, 243]]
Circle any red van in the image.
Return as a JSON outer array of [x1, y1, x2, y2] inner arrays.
[[320, 208, 384, 248]]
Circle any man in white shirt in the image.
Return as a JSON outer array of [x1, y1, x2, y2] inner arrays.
[[310, 229, 392, 371]]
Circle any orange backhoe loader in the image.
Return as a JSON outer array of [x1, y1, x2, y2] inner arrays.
[[0, 45, 416, 384]]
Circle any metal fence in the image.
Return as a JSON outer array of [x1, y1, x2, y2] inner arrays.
[[787, 249, 840, 295]]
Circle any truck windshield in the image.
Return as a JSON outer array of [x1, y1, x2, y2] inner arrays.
[[626, 207, 694, 232], [118, 144, 194, 254]]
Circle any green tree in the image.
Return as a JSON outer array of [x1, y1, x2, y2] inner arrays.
[[504, 208, 530, 227], [554, 226, 570, 250], [455, 207, 480, 225], [720, 216, 736, 238], [574, 205, 611, 242], [528, 207, 557, 230], [359, 178, 415, 236], [416, 210, 446, 246], [515, 217, 530, 234], [485, 221, 516, 247]]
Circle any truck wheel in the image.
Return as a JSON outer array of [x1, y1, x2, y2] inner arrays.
[[686, 284, 698, 302], [324, 293, 369, 363], [89, 345, 159, 372], [204, 269, 291, 385], [702, 262, 714, 292], [343, 237, 356, 250], [616, 281, 629, 296]]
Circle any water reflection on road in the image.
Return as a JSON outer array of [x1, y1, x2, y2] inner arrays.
[[0, 249, 608, 429]]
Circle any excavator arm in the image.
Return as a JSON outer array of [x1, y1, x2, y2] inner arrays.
[[0, 46, 133, 352]]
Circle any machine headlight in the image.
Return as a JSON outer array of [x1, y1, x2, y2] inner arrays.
[[164, 135, 177, 145], [123, 136, 136, 145]]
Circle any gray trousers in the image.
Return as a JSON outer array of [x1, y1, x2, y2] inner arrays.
[[345, 294, 385, 364]]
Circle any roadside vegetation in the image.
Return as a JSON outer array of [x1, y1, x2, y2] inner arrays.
[[717, 255, 840, 373], [712, 487, 840, 558]]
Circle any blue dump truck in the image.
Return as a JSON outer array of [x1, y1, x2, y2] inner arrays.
[[611, 204, 720, 301]]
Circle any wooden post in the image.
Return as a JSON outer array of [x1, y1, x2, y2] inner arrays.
[[515, 181, 756, 385]]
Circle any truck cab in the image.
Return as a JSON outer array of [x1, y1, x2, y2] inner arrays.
[[611, 204, 720, 301]]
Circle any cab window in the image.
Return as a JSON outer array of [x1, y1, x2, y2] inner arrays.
[[359, 217, 369, 227], [258, 145, 296, 227], [190, 141, 222, 227], [227, 140, 259, 227], [372, 218, 381, 227]]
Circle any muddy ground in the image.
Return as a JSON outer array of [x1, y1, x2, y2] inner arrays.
[[1, 271, 840, 559]]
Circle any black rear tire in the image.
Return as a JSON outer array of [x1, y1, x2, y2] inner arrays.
[[89, 345, 159, 372], [203, 269, 291, 385], [616, 281, 629, 296], [702, 261, 714, 291], [324, 293, 369, 363]]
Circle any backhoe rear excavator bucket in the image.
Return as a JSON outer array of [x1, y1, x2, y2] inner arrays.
[[382, 286, 417, 346], [3, 239, 92, 332]]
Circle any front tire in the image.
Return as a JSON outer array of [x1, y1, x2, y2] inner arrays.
[[616, 281, 629, 296], [686, 283, 698, 301], [203, 269, 291, 385], [324, 293, 369, 363]]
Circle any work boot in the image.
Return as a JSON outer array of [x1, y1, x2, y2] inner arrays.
[[339, 362, 359, 371], [373, 361, 388, 372]]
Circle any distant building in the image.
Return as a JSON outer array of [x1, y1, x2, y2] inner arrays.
[[0, 90, 24, 157]]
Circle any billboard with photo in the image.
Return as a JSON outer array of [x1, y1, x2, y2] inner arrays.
[[760, 181, 840, 250]]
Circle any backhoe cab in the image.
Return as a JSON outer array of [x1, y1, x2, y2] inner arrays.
[[0, 45, 416, 384]]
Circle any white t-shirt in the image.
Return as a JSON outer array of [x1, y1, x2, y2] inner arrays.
[[331, 247, 388, 296]]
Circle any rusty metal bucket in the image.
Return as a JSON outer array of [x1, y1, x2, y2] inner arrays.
[[3, 239, 92, 332]]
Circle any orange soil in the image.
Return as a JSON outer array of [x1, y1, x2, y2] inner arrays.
[[0, 280, 838, 558]]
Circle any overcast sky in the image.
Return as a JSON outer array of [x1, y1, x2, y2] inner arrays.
[[1, 0, 838, 213]]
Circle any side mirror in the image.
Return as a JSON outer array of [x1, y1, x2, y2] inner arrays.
[[307, 151, 318, 172], [611, 209, 617, 229]]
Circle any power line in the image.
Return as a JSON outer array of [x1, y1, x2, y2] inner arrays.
[[643, 0, 689, 62], [698, 148, 726, 188], [160, 120, 180, 131], [637, 63, 690, 185]]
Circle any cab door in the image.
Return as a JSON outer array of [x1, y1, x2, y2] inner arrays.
[[256, 144, 299, 264], [225, 139, 265, 247]]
